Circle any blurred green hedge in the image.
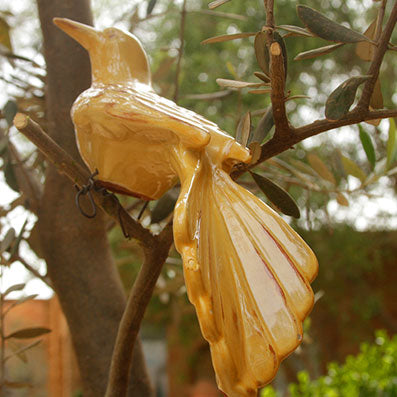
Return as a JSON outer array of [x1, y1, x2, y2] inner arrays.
[[261, 331, 397, 397]]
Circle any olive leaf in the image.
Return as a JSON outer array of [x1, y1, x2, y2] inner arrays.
[[5, 327, 51, 340], [387, 118, 397, 169], [2, 283, 26, 298], [307, 153, 336, 185], [250, 172, 300, 218], [254, 71, 270, 83], [216, 78, 265, 89], [277, 24, 314, 38], [294, 43, 344, 61], [358, 125, 376, 170], [325, 76, 371, 121], [0, 136, 8, 156], [0, 17, 12, 51], [0, 227, 15, 254], [249, 106, 274, 145], [254, 31, 268, 75], [3, 100, 18, 126], [356, 19, 378, 61], [202, 32, 256, 45], [248, 142, 261, 164], [236, 112, 251, 147], [336, 192, 349, 206], [4, 158, 20, 193], [297, 5, 371, 43], [9, 218, 28, 259], [146, 0, 157, 16], [208, 0, 231, 9], [340, 154, 367, 183]]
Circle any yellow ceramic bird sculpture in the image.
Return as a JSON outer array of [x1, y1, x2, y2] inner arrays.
[[54, 18, 318, 397]]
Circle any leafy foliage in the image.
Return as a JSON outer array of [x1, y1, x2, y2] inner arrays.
[[261, 331, 397, 396]]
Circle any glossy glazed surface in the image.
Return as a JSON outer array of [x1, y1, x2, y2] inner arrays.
[[54, 18, 319, 397]]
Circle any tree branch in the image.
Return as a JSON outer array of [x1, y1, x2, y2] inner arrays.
[[269, 42, 290, 136], [13, 112, 175, 396], [357, 1, 397, 110], [265, 0, 290, 137], [105, 225, 173, 397], [232, 108, 397, 178], [13, 113, 155, 246]]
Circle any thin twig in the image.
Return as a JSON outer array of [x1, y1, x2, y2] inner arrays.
[[14, 255, 52, 288], [13, 113, 155, 246], [357, 1, 397, 110], [375, 0, 388, 41], [173, 0, 187, 102], [104, 225, 173, 397]]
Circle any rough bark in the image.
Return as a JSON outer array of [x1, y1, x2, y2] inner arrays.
[[35, 1, 153, 396]]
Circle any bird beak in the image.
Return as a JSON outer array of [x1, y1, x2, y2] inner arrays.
[[53, 18, 99, 50]]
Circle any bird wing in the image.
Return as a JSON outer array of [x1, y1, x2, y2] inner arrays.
[[103, 85, 221, 149]]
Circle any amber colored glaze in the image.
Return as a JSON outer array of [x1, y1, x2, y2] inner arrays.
[[54, 18, 318, 397]]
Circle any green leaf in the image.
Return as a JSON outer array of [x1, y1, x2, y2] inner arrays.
[[0, 136, 8, 156], [254, 31, 268, 75], [2, 283, 25, 297], [249, 106, 274, 144], [208, 0, 231, 9], [201, 32, 256, 45], [277, 24, 314, 38], [307, 153, 336, 184], [5, 326, 51, 340], [359, 125, 376, 170], [254, 71, 270, 83], [4, 157, 20, 193], [0, 227, 15, 254], [387, 118, 397, 169], [250, 172, 300, 218], [9, 218, 28, 259], [3, 100, 18, 126], [146, 0, 157, 16], [325, 76, 371, 121], [294, 43, 344, 61], [336, 192, 349, 206], [340, 155, 367, 183], [216, 78, 264, 89], [151, 189, 179, 224], [235, 112, 251, 147], [296, 5, 371, 43], [0, 17, 12, 51], [355, 19, 377, 61]]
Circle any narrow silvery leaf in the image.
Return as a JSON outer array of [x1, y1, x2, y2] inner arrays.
[[325, 76, 371, 121], [251, 172, 300, 218], [297, 5, 371, 43]]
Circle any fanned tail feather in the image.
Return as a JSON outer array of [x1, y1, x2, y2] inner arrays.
[[182, 155, 318, 397]]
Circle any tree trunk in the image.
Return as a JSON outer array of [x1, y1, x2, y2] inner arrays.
[[35, 1, 153, 395]]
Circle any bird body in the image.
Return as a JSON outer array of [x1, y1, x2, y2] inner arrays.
[[54, 18, 318, 397]]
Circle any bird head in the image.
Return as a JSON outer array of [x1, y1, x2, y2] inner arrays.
[[53, 18, 151, 86]]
